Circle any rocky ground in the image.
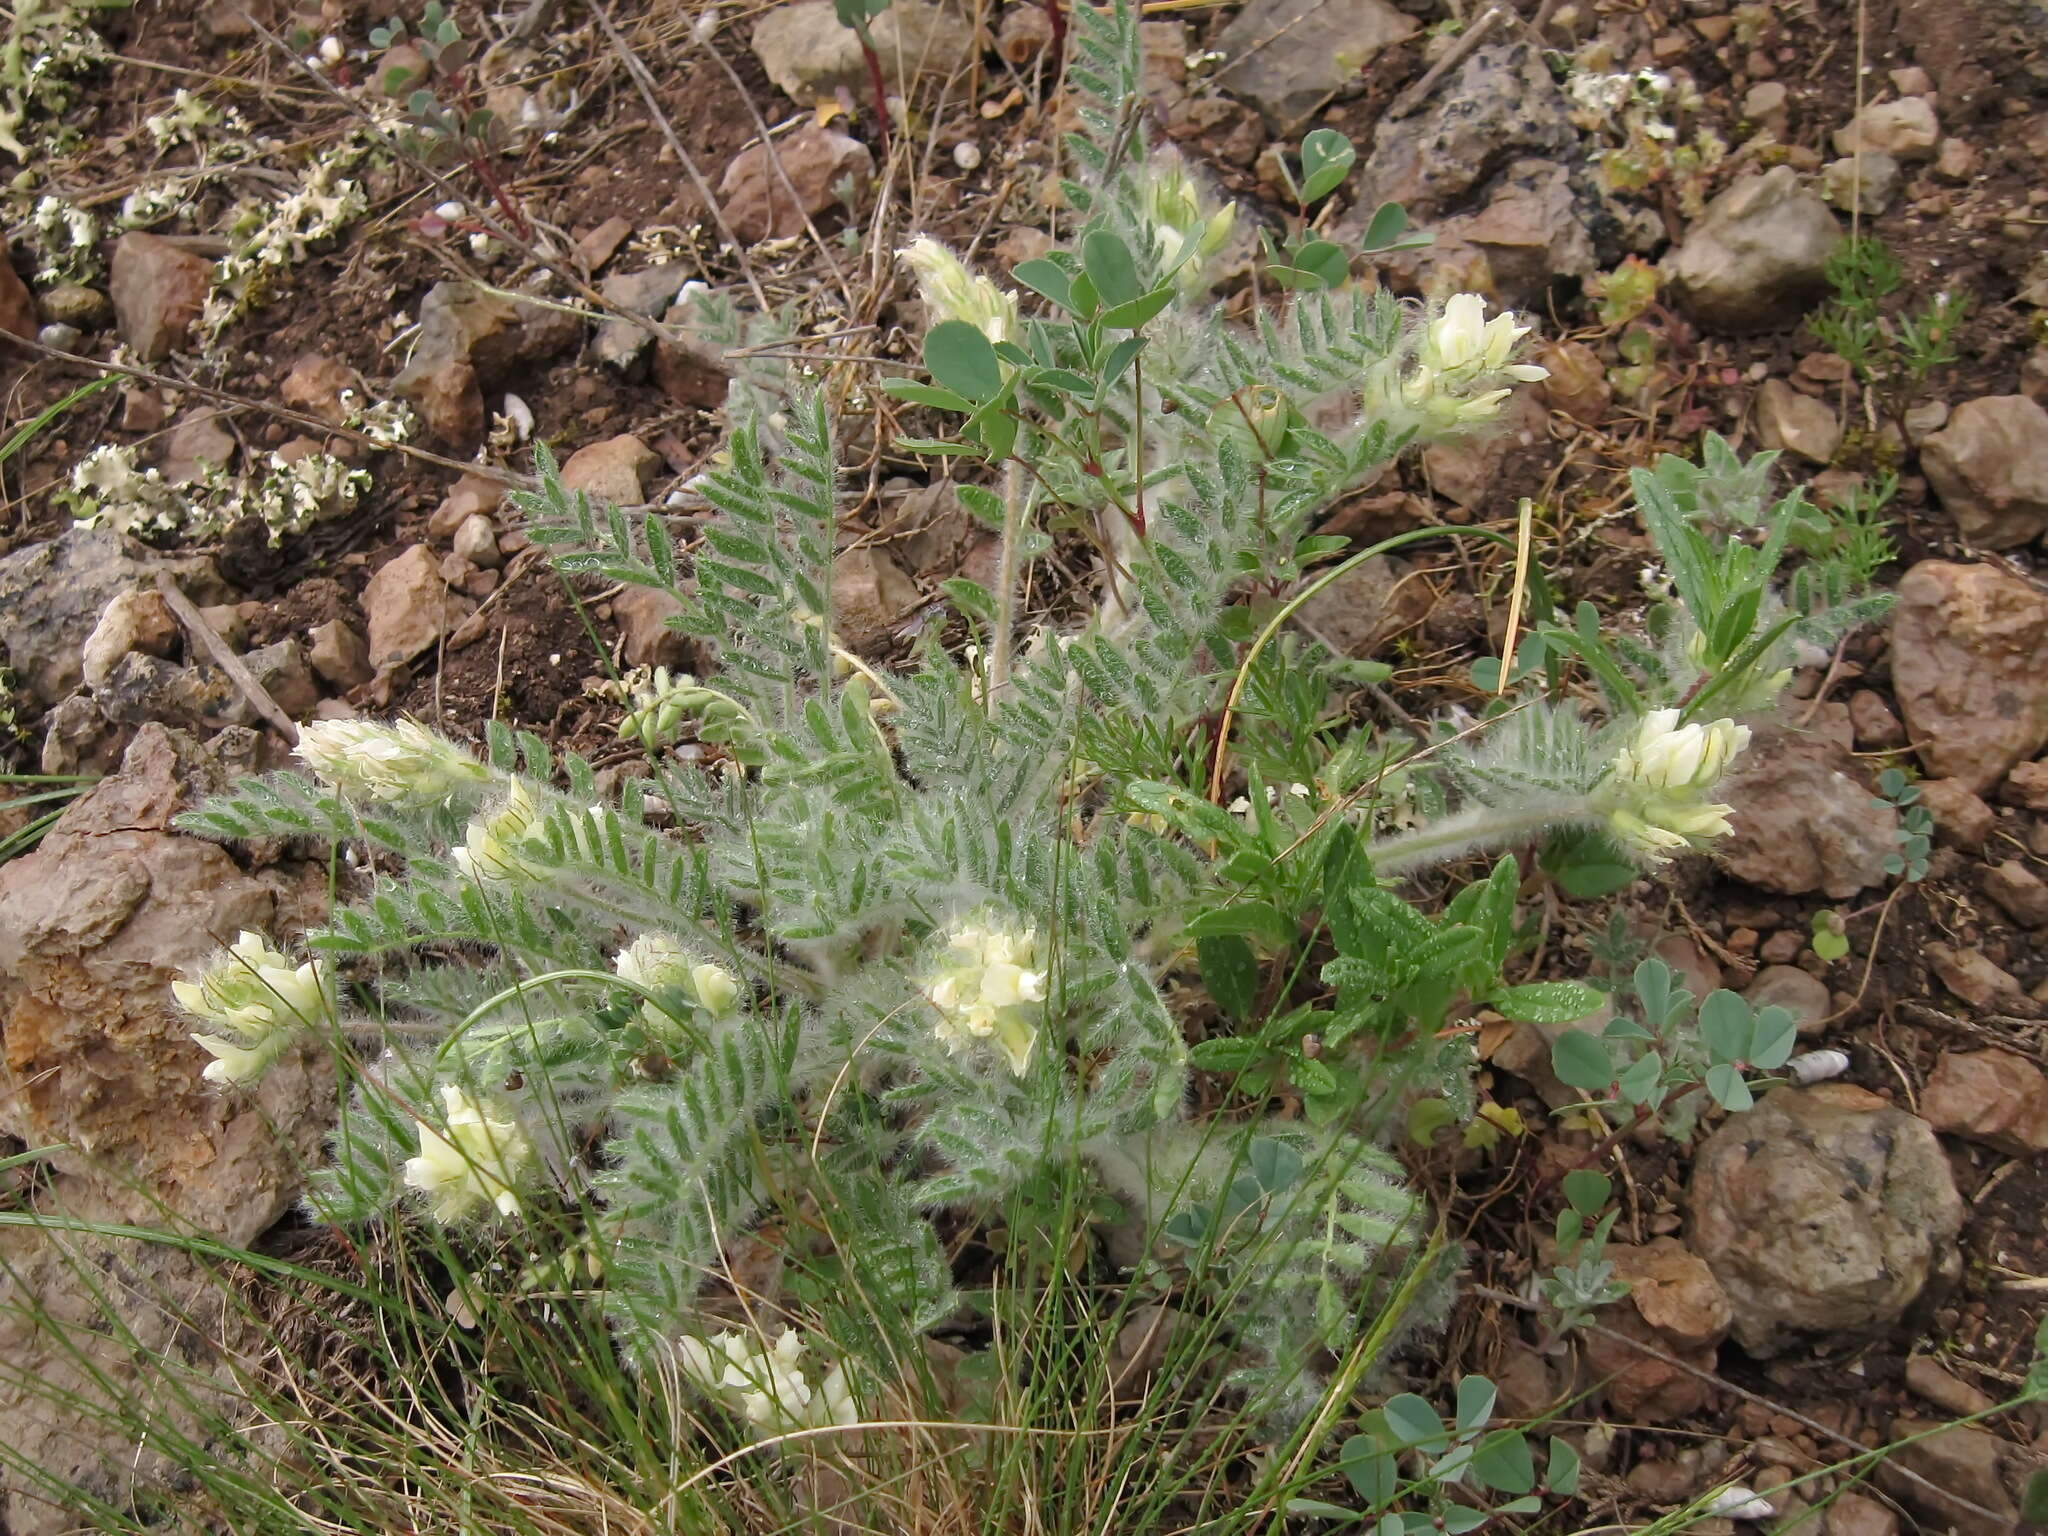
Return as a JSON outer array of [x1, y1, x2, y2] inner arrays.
[[4, 0, 2048, 1530]]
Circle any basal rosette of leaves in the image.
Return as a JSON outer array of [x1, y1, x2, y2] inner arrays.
[[174, 0, 1890, 1434]]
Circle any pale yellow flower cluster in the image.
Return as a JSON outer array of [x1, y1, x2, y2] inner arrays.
[[295, 718, 492, 806], [403, 1084, 533, 1223], [926, 920, 1048, 1077], [453, 781, 553, 886], [1600, 709, 1751, 861], [899, 237, 1019, 346], [675, 1327, 858, 1434], [174, 930, 331, 1086], [614, 932, 743, 1020], [1398, 293, 1550, 427], [1135, 152, 1237, 296]]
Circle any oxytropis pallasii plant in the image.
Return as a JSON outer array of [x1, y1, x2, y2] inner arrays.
[[173, 0, 1887, 1450]]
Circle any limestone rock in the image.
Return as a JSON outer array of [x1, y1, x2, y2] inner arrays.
[[1536, 338, 1612, 424], [109, 233, 211, 360], [236, 638, 319, 722], [1214, 0, 1418, 132], [362, 544, 471, 673], [1926, 941, 2034, 1012], [1715, 722, 1898, 899], [80, 587, 179, 692], [751, 0, 981, 103], [1664, 167, 1842, 334], [452, 512, 502, 569], [279, 352, 364, 427], [1688, 1084, 1963, 1356], [1919, 395, 2048, 550], [592, 265, 696, 376], [2005, 759, 2048, 809], [614, 585, 690, 669], [1890, 560, 2048, 792], [0, 726, 330, 1535], [1981, 858, 2048, 926], [1402, 158, 1598, 306], [1296, 554, 1435, 659], [1833, 97, 1941, 161], [718, 126, 874, 244], [1921, 1049, 2048, 1154], [1755, 377, 1841, 463], [1821, 152, 1901, 214], [560, 433, 658, 505], [393, 280, 582, 447], [428, 472, 507, 541], [161, 406, 237, 485]]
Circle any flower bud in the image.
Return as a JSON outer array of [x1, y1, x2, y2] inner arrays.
[[899, 237, 1018, 345], [453, 780, 552, 886]]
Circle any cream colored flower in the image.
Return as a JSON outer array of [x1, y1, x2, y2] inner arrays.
[[675, 1327, 858, 1434], [690, 962, 742, 1017], [614, 934, 743, 1022], [453, 780, 552, 886], [926, 920, 1048, 1077], [899, 237, 1018, 345], [1599, 709, 1751, 862], [1395, 293, 1549, 428], [1135, 151, 1238, 295], [295, 717, 492, 805], [403, 1084, 532, 1222], [174, 929, 331, 1086]]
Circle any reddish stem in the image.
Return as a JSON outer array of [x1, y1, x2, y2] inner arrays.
[[1042, 0, 1066, 69], [859, 35, 893, 162]]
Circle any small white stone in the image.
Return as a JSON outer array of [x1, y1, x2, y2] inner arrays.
[[1786, 1048, 1850, 1084], [434, 200, 466, 221], [953, 141, 983, 170], [318, 35, 344, 64]]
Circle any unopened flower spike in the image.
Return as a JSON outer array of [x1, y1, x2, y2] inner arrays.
[[899, 237, 1019, 346], [925, 917, 1049, 1077], [173, 929, 333, 1086], [403, 1084, 533, 1223], [453, 780, 553, 886], [614, 932, 743, 1022], [296, 717, 492, 805]]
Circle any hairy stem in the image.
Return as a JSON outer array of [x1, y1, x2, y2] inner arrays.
[[1367, 801, 1588, 876], [989, 456, 1026, 694]]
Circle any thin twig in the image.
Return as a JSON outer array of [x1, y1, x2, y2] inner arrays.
[[585, 2, 773, 314], [155, 573, 300, 743], [1385, 6, 1503, 120]]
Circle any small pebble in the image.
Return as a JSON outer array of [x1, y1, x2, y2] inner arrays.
[[38, 322, 81, 350], [953, 141, 982, 170]]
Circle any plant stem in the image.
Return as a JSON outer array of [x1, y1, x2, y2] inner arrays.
[[856, 28, 893, 161], [1366, 802, 1584, 875], [989, 456, 1026, 696]]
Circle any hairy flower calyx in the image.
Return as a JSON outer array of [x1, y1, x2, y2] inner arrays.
[[926, 920, 1048, 1077], [174, 929, 331, 1086], [403, 1084, 533, 1223], [899, 237, 1019, 345], [614, 932, 743, 1021], [1599, 709, 1751, 862], [674, 1326, 857, 1434], [296, 717, 492, 805], [453, 780, 553, 886]]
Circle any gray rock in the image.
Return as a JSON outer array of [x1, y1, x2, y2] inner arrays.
[[234, 638, 319, 722], [306, 619, 371, 689], [0, 726, 332, 1535], [0, 527, 224, 706], [94, 650, 235, 726], [1664, 167, 1842, 333], [1715, 722, 1898, 899], [1821, 152, 1901, 214], [37, 282, 111, 330], [1891, 559, 2048, 792], [1390, 158, 1598, 306], [1754, 378, 1841, 463], [1349, 41, 1575, 217], [751, 0, 981, 103], [1688, 1084, 1963, 1357], [1743, 964, 1832, 1037], [1982, 858, 2048, 927], [109, 232, 211, 361], [1833, 97, 1940, 161], [833, 545, 921, 653], [1919, 395, 2048, 550], [452, 512, 502, 569], [36, 320, 81, 350], [393, 280, 583, 448], [1214, 0, 1418, 132], [593, 266, 697, 376]]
